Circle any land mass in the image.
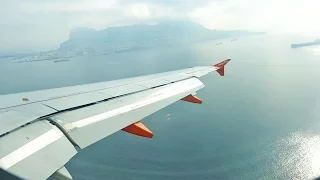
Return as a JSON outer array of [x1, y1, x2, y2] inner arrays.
[[59, 21, 264, 55], [291, 38, 320, 48], [9, 21, 265, 62]]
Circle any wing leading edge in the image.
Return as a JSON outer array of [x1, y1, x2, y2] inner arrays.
[[0, 59, 231, 180]]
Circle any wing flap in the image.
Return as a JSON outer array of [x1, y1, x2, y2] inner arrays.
[[0, 121, 77, 180], [50, 78, 204, 149]]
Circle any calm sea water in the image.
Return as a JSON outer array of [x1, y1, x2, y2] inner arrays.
[[1, 34, 320, 180]]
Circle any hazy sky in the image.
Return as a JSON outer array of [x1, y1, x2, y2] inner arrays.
[[0, 0, 319, 53]]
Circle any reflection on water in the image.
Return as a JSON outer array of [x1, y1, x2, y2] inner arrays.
[[306, 46, 320, 55], [275, 131, 320, 179]]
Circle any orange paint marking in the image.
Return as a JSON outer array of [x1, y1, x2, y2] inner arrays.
[[213, 59, 231, 76], [122, 121, 153, 138], [181, 94, 202, 104]]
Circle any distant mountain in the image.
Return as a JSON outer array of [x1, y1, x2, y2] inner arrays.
[[59, 20, 264, 52]]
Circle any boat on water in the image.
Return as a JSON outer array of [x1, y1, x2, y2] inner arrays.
[[291, 38, 320, 48], [54, 59, 70, 63]]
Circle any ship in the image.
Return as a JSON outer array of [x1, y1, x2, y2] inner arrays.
[[291, 38, 320, 48], [54, 58, 70, 63]]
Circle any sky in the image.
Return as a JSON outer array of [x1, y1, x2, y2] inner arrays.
[[0, 0, 319, 53]]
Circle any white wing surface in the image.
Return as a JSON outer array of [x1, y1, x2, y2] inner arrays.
[[0, 59, 231, 180]]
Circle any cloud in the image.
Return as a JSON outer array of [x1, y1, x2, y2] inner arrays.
[[127, 4, 151, 18], [0, 0, 319, 53], [5, 0, 118, 13], [0, 0, 121, 52], [118, 0, 218, 11], [189, 0, 320, 33]]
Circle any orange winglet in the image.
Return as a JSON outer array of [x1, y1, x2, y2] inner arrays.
[[213, 59, 231, 68], [216, 67, 225, 76], [181, 94, 203, 104], [213, 59, 231, 76], [122, 121, 153, 138]]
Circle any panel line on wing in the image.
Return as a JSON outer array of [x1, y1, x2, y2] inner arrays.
[[42, 103, 59, 111]]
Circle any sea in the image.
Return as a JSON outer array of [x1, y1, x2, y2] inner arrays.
[[0, 34, 320, 180]]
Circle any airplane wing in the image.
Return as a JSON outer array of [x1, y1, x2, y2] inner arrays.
[[0, 59, 231, 180]]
